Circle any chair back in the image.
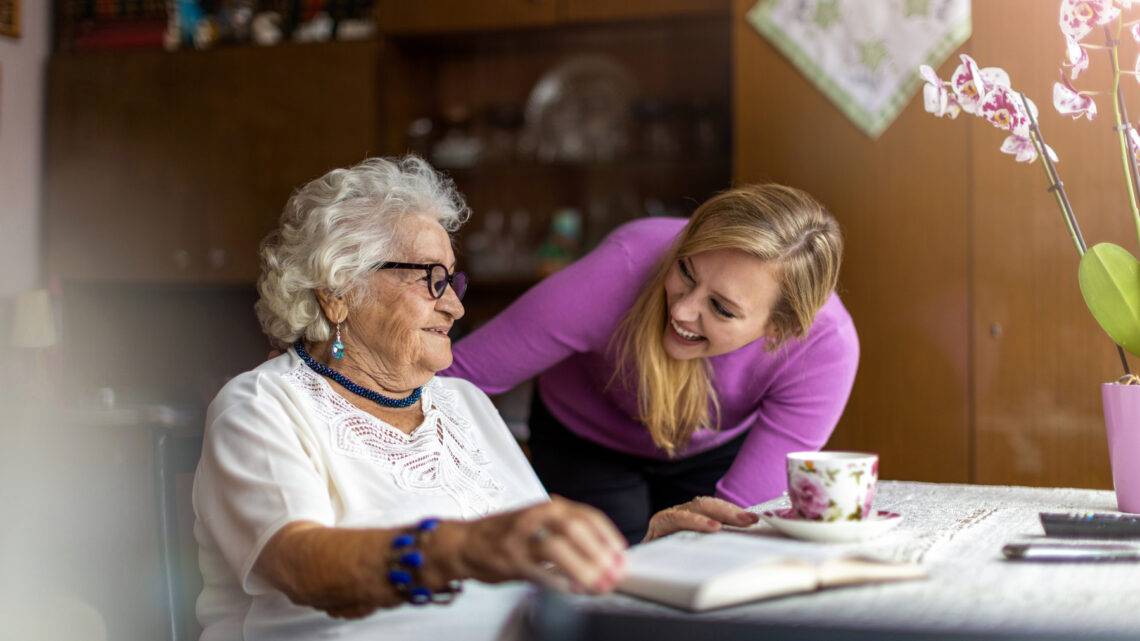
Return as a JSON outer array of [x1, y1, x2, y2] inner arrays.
[[154, 429, 204, 641]]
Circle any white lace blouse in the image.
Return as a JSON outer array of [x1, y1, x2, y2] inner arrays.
[[192, 349, 548, 641]]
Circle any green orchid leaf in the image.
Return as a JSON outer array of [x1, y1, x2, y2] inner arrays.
[[1078, 242, 1140, 357]]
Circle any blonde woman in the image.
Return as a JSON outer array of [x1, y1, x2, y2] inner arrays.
[[443, 185, 859, 543]]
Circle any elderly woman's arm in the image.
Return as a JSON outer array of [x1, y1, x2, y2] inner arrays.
[[255, 497, 627, 619], [197, 372, 629, 620], [256, 522, 407, 616]]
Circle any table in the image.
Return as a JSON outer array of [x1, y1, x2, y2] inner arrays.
[[529, 481, 1140, 640]]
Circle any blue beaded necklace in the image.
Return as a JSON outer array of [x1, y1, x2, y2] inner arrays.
[[293, 340, 423, 409]]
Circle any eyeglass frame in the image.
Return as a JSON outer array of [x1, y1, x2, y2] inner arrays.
[[374, 262, 468, 300]]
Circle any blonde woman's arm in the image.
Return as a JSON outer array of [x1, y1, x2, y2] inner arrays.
[[440, 220, 672, 393]]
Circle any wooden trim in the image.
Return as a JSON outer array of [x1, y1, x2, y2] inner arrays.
[[0, 0, 19, 39]]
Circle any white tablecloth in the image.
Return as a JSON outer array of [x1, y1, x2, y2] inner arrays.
[[566, 481, 1138, 636]]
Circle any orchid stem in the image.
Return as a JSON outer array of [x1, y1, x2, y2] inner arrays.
[[1022, 92, 1132, 377], [1023, 110, 1085, 255], [1106, 23, 1140, 250]]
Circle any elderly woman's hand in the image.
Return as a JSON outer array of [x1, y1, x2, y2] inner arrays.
[[643, 496, 760, 543], [452, 496, 628, 594]]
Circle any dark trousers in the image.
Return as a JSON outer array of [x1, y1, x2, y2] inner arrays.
[[527, 389, 746, 544]]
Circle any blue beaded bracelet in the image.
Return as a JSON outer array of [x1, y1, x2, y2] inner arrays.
[[387, 518, 463, 606]]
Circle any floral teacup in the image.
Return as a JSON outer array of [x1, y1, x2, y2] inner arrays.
[[786, 451, 879, 522]]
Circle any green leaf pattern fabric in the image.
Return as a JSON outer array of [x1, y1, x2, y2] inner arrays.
[[747, 0, 972, 138]]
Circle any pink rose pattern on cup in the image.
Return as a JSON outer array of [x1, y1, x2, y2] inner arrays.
[[789, 475, 830, 519], [787, 458, 878, 522]]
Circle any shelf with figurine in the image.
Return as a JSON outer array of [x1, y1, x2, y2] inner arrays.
[[54, 0, 377, 52], [410, 95, 730, 173], [400, 49, 731, 311], [417, 94, 730, 255]]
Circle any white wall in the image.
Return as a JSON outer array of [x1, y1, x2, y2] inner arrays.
[[0, 10, 132, 641], [0, 0, 49, 300]]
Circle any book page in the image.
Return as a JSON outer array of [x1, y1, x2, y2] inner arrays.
[[619, 531, 926, 610], [624, 531, 845, 586], [817, 557, 927, 587]]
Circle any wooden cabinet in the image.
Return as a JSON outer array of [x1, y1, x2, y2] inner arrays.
[[375, 0, 727, 35], [560, 0, 727, 23], [377, 16, 732, 335], [44, 40, 381, 283], [45, 51, 208, 282], [43, 9, 730, 297], [376, 0, 559, 34]]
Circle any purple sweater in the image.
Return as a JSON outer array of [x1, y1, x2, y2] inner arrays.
[[442, 217, 859, 507]]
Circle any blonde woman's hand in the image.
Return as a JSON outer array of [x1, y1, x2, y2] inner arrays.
[[643, 496, 760, 543], [451, 496, 628, 594]]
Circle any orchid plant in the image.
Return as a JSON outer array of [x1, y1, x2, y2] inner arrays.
[[921, 0, 1140, 381]]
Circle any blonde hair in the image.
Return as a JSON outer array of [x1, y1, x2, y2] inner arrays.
[[612, 184, 843, 455]]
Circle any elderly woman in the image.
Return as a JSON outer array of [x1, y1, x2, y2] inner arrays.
[[193, 156, 755, 641]]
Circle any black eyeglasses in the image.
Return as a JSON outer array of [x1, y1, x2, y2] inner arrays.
[[376, 262, 468, 300]]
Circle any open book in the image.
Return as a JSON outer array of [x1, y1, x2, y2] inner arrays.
[[618, 530, 925, 611]]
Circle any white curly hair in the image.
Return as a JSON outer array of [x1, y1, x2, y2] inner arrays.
[[256, 155, 470, 348]]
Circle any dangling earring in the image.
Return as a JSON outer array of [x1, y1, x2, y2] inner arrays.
[[331, 321, 346, 360]]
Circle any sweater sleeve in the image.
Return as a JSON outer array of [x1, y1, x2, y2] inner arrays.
[[714, 315, 860, 508], [442, 233, 640, 394]]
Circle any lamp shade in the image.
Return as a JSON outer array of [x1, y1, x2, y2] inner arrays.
[[10, 289, 57, 349]]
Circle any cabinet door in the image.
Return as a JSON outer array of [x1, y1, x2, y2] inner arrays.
[[376, 0, 558, 34], [970, 0, 1120, 489], [731, 0, 971, 484], [191, 42, 381, 283], [44, 51, 210, 282], [44, 41, 381, 284], [559, 0, 728, 23]]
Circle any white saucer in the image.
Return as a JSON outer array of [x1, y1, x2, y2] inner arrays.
[[760, 508, 903, 543]]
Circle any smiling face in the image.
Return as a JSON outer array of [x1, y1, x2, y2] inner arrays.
[[344, 214, 465, 387], [661, 248, 782, 360]]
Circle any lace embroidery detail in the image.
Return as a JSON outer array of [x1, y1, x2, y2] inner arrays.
[[282, 363, 504, 516]]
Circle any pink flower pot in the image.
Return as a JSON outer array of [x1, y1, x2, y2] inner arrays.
[[1102, 383, 1140, 513]]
